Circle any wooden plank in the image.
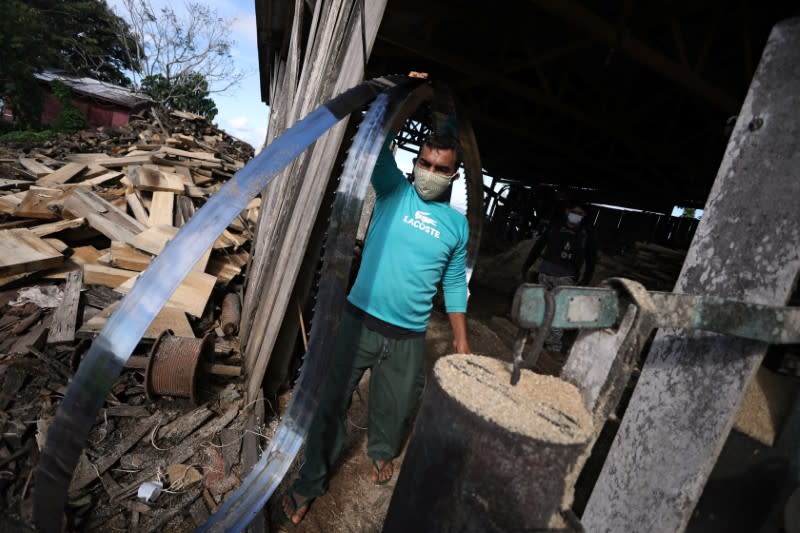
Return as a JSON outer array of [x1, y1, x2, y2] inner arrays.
[[126, 224, 210, 271], [0, 192, 25, 215], [13, 187, 63, 220], [206, 251, 249, 283], [0, 229, 63, 275], [130, 166, 185, 193], [127, 224, 178, 255], [108, 242, 152, 271], [63, 188, 146, 242], [70, 245, 102, 266], [115, 270, 216, 317], [29, 217, 85, 237], [83, 264, 137, 288], [0, 178, 33, 190], [79, 302, 193, 339], [47, 269, 83, 344], [240, 0, 388, 402], [147, 191, 174, 227], [10, 323, 48, 355], [161, 146, 219, 162], [91, 153, 156, 168], [36, 163, 86, 185], [79, 171, 123, 188], [582, 21, 800, 532], [19, 158, 54, 177], [126, 191, 150, 226]]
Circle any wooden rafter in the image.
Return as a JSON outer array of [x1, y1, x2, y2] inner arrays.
[[529, 0, 740, 113], [378, 33, 675, 164]]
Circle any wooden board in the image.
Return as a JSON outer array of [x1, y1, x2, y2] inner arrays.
[[0, 178, 33, 190], [83, 264, 137, 288], [36, 163, 86, 185], [581, 21, 800, 532], [19, 158, 55, 177], [115, 270, 216, 317], [126, 224, 210, 271], [70, 245, 102, 266], [130, 166, 185, 193], [125, 192, 150, 226], [108, 242, 151, 271], [161, 146, 219, 162], [63, 188, 146, 243], [148, 191, 174, 227], [206, 251, 249, 283], [79, 171, 123, 188], [0, 229, 64, 276], [91, 154, 156, 168], [80, 301, 193, 339], [29, 218, 85, 237], [47, 269, 82, 344], [127, 224, 179, 255], [0, 192, 25, 215], [13, 188, 63, 220]]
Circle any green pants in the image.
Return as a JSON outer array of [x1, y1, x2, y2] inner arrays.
[[293, 310, 426, 498]]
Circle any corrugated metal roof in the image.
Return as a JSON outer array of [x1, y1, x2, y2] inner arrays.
[[35, 69, 152, 109]]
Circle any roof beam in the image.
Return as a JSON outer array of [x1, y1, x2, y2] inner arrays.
[[529, 0, 740, 113], [378, 33, 673, 163]]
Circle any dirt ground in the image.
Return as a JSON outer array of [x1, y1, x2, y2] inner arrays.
[[268, 286, 569, 532]]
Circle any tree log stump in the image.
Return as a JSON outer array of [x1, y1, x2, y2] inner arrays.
[[384, 354, 593, 532]]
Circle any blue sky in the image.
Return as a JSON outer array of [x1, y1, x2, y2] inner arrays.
[[107, 0, 269, 150]]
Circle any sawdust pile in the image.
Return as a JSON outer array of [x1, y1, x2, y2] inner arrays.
[[435, 354, 592, 444]]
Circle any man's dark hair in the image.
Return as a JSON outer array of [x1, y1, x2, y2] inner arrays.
[[422, 133, 462, 169]]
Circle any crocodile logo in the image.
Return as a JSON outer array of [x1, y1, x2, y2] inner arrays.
[[403, 210, 441, 239], [414, 210, 437, 226]]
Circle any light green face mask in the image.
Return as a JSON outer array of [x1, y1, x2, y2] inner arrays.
[[413, 166, 456, 201]]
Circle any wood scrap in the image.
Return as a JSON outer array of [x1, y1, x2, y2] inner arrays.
[[36, 162, 86, 185], [0, 229, 64, 276], [47, 269, 82, 344]]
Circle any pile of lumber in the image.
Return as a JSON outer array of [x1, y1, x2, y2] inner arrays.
[[0, 110, 259, 531], [592, 242, 687, 291]]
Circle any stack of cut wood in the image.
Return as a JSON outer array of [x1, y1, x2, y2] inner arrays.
[[591, 242, 687, 291], [0, 110, 259, 531]]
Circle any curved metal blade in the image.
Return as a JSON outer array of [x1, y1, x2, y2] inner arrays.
[[33, 76, 414, 533], [199, 83, 435, 533]]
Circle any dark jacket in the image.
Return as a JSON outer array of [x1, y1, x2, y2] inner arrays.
[[522, 223, 596, 285]]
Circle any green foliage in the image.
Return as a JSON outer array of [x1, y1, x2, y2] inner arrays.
[[142, 73, 219, 121], [51, 81, 87, 133], [0, 0, 140, 126], [681, 207, 697, 219], [0, 129, 55, 144]]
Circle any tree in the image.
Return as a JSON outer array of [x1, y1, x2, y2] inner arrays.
[[114, 0, 246, 110], [682, 207, 697, 219], [142, 73, 218, 120], [0, 0, 140, 126]]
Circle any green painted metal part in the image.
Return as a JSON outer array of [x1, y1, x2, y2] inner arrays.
[[511, 282, 800, 344]]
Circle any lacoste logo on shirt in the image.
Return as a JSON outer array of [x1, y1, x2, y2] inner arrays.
[[414, 210, 437, 226], [402, 210, 441, 239]]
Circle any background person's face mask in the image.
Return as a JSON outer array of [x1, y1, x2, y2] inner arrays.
[[413, 166, 455, 201], [567, 212, 584, 225]]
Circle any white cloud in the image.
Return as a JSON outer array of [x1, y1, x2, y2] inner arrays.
[[227, 116, 250, 129]]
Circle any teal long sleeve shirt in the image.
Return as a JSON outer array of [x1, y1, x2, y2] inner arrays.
[[347, 142, 469, 332]]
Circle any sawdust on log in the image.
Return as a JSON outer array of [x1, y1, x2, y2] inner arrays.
[[435, 354, 592, 444]]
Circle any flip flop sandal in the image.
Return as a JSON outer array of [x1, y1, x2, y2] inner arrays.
[[279, 492, 313, 529], [372, 459, 394, 486]]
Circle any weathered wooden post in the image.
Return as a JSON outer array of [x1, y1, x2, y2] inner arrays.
[[383, 354, 592, 532], [581, 18, 800, 532]]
